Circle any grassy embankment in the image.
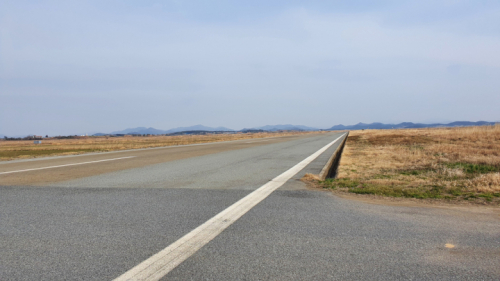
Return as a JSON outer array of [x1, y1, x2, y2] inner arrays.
[[0, 131, 320, 161], [314, 125, 500, 204]]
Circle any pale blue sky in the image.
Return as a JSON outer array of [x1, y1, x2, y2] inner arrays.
[[1, 0, 499, 135]]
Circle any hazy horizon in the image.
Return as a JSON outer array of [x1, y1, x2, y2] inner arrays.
[[2, 1, 499, 136], [3, 120, 500, 137]]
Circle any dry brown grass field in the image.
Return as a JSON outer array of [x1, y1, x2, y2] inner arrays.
[[318, 125, 500, 204], [0, 131, 319, 161]]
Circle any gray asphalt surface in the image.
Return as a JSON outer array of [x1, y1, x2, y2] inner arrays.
[[1, 132, 499, 280], [167, 190, 500, 280], [44, 133, 342, 190]]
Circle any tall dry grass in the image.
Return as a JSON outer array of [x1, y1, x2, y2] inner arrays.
[[0, 132, 320, 161], [336, 125, 500, 196]]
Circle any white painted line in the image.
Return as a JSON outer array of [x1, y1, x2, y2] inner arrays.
[[114, 134, 346, 281], [0, 156, 136, 175]]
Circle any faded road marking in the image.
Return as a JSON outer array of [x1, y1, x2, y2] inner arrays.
[[0, 156, 136, 175]]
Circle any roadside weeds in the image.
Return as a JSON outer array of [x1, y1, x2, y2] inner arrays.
[[303, 125, 500, 205]]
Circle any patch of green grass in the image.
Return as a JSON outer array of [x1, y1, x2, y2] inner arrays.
[[449, 188, 463, 196], [350, 185, 403, 197], [399, 185, 445, 199], [464, 193, 477, 200], [355, 185, 499, 201], [398, 162, 499, 179], [478, 194, 494, 201], [399, 169, 433, 176], [317, 178, 500, 203], [373, 174, 393, 179], [400, 170, 420, 176], [321, 178, 359, 189], [349, 184, 446, 199], [446, 162, 500, 174]]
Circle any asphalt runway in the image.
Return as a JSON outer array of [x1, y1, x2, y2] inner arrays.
[[0, 134, 309, 186], [1, 132, 499, 280]]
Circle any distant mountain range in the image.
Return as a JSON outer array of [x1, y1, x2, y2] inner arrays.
[[94, 125, 234, 136], [3, 121, 498, 138], [90, 121, 498, 136], [93, 124, 320, 136], [110, 127, 167, 135], [328, 121, 497, 130], [249, 124, 319, 131], [165, 125, 233, 134]]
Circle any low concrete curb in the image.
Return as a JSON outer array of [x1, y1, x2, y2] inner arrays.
[[318, 132, 349, 180]]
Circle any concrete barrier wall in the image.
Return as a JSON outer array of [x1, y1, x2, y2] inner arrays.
[[318, 132, 349, 180]]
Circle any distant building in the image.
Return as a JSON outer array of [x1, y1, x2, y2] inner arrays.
[[34, 140, 42, 144]]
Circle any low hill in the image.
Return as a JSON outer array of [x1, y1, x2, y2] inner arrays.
[[111, 127, 166, 135], [165, 125, 234, 134], [95, 125, 234, 136], [249, 124, 318, 131]]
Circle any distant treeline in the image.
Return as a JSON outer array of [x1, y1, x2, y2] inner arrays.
[[3, 135, 43, 141], [94, 130, 247, 137], [2, 135, 90, 141]]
